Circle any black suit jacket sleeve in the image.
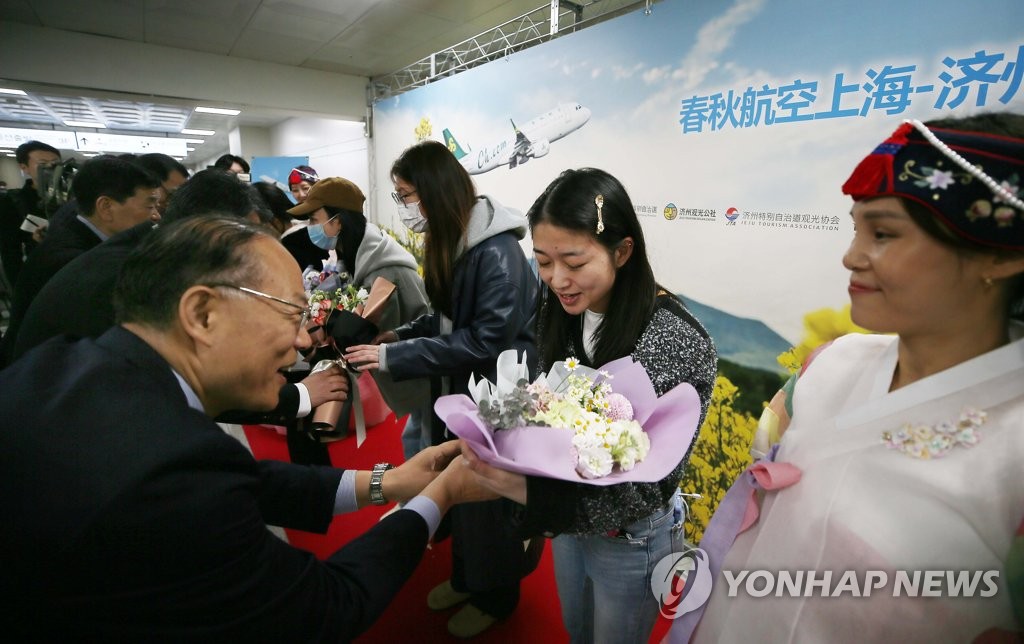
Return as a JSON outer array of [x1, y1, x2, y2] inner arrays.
[[1, 327, 430, 640]]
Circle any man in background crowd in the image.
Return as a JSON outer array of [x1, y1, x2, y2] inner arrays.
[[0, 155, 159, 365], [214, 153, 250, 175], [0, 140, 60, 286]]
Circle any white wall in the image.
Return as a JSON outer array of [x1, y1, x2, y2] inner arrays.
[[269, 117, 371, 215], [0, 157, 23, 189]]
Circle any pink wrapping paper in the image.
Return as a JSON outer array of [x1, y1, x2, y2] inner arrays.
[[435, 356, 702, 485]]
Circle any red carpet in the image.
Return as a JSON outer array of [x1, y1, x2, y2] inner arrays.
[[244, 414, 672, 643]]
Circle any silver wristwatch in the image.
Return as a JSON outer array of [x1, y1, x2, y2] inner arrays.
[[369, 463, 394, 506]]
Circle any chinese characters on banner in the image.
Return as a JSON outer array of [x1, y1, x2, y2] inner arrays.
[[680, 46, 1024, 133]]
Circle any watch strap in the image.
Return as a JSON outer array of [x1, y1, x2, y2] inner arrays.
[[369, 462, 394, 506]]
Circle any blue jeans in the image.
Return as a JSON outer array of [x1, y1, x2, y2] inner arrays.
[[400, 410, 428, 461], [552, 494, 684, 644]]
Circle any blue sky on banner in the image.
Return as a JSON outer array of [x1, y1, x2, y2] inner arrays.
[[373, 0, 1023, 341]]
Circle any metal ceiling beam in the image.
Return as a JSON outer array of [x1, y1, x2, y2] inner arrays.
[[368, 0, 659, 104]]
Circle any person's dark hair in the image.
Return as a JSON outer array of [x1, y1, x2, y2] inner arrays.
[[15, 140, 60, 165], [71, 155, 160, 217], [213, 154, 250, 174], [164, 169, 265, 224], [897, 112, 1024, 320], [324, 206, 367, 278], [253, 181, 295, 235], [244, 183, 274, 226], [527, 168, 659, 367], [113, 215, 271, 328], [137, 153, 189, 183], [390, 140, 476, 315]]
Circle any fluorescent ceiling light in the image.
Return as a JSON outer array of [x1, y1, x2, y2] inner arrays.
[[5, 153, 15, 157], [186, 147, 195, 152], [172, 157, 184, 161], [65, 120, 106, 128], [82, 152, 99, 157], [181, 128, 215, 136], [183, 138, 205, 144], [194, 106, 240, 116], [0, 88, 27, 95]]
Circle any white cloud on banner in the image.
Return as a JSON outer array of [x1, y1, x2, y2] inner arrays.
[[671, 0, 766, 90]]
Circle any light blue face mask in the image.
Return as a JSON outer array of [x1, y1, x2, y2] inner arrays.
[[307, 215, 339, 250]]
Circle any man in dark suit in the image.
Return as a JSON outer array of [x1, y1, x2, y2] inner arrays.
[[0, 140, 60, 286], [0, 155, 160, 365], [0, 214, 490, 640], [11, 169, 345, 423]]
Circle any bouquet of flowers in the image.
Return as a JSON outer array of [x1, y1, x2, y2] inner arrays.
[[435, 350, 702, 485], [309, 282, 369, 328], [302, 274, 396, 445]]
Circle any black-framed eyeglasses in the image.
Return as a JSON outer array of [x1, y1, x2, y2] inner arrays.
[[207, 283, 312, 331], [391, 189, 417, 206]]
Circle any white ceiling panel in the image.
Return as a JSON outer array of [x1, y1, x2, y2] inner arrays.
[[30, 0, 144, 40], [247, 4, 348, 42], [0, 0, 40, 23], [231, 29, 325, 65]]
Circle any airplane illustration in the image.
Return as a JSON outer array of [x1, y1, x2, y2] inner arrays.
[[442, 102, 591, 175]]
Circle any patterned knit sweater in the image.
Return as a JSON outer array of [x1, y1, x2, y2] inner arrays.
[[516, 294, 717, 536]]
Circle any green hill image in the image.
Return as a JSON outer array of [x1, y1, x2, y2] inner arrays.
[[678, 294, 791, 375]]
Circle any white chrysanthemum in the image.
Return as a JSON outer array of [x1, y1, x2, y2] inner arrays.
[[575, 444, 614, 479]]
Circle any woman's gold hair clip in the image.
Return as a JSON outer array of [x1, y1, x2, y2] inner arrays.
[[595, 194, 605, 234]]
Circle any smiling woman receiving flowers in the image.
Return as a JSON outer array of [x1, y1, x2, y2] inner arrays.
[[452, 168, 717, 644]]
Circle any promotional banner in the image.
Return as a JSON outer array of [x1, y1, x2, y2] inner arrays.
[[372, 0, 1022, 347], [370, 0, 1023, 535]]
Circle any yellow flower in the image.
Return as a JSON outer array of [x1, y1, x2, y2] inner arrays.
[[776, 305, 870, 374]]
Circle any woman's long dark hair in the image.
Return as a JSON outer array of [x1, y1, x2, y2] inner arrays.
[[528, 168, 658, 367], [391, 140, 476, 316]]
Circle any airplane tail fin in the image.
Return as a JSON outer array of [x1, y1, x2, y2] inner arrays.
[[442, 128, 468, 159]]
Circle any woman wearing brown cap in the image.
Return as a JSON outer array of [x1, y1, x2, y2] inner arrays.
[[286, 176, 429, 346], [677, 112, 1024, 642]]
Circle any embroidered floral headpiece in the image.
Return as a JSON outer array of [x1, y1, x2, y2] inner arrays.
[[288, 165, 319, 186], [841, 119, 1024, 250]]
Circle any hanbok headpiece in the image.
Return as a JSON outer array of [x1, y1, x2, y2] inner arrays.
[[842, 118, 1024, 251]]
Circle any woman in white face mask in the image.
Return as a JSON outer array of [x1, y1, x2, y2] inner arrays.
[[393, 186, 428, 233], [305, 208, 341, 250], [345, 140, 541, 638]]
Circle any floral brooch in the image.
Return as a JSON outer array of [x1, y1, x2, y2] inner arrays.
[[881, 407, 986, 460]]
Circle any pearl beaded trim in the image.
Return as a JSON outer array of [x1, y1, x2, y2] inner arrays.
[[905, 119, 1024, 212]]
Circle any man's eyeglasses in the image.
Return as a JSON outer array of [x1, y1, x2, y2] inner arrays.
[[208, 284, 312, 331], [391, 189, 416, 206]]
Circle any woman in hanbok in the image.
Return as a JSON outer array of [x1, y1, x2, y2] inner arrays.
[[680, 112, 1024, 642]]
